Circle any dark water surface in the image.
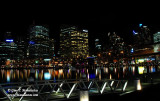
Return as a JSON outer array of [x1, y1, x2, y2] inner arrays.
[[0, 66, 160, 83]]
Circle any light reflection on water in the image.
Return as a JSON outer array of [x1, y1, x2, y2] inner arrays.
[[0, 66, 159, 83]]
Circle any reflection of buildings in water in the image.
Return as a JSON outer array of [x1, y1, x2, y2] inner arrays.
[[38, 70, 43, 80], [7, 70, 10, 82], [99, 73, 101, 80], [103, 67, 108, 74], [1, 65, 159, 83], [96, 69, 98, 76], [13, 71, 16, 79], [132, 66, 135, 75], [149, 66, 156, 73], [114, 68, 117, 74], [52, 70, 55, 79], [118, 73, 120, 79], [1, 69, 4, 79], [20, 71, 23, 79], [35, 70, 39, 80], [109, 74, 112, 79], [16, 70, 19, 79], [27, 70, 30, 78], [44, 72, 51, 80], [24, 70, 27, 79], [123, 67, 127, 75]]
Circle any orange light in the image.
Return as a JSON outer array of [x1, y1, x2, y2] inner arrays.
[[55, 62, 58, 64], [108, 53, 111, 55], [120, 51, 124, 54]]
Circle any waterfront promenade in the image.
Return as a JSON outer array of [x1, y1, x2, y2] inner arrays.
[[1, 74, 160, 101], [0, 66, 160, 101]]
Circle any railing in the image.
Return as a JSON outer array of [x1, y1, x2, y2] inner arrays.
[[0, 79, 128, 101]]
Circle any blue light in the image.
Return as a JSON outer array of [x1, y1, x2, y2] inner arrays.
[[6, 39, 13, 42], [133, 30, 138, 35], [139, 24, 143, 27], [29, 41, 35, 44], [151, 58, 155, 61], [131, 48, 134, 53], [152, 67, 156, 72], [44, 59, 51, 61], [89, 74, 95, 79], [44, 72, 51, 80]]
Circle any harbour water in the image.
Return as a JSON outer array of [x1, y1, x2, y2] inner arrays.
[[0, 66, 160, 83]]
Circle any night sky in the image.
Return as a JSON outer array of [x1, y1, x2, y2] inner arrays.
[[0, 5, 160, 53]]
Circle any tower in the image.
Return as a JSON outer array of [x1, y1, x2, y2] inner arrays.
[[29, 25, 50, 59], [60, 25, 89, 59]]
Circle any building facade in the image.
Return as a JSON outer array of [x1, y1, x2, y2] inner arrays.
[[133, 24, 152, 46], [29, 25, 50, 59], [60, 25, 89, 59]]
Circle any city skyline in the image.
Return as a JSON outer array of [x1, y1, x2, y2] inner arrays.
[[1, 12, 160, 40], [1, 9, 160, 54]]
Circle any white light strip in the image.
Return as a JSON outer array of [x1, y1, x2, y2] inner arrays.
[[101, 82, 107, 94], [56, 83, 64, 93], [67, 83, 77, 98], [88, 81, 92, 89], [123, 81, 128, 91], [110, 81, 114, 87]]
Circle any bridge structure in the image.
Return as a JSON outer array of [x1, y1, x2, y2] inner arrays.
[[0, 79, 128, 101]]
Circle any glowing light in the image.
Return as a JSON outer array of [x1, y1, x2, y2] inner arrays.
[[138, 59, 144, 63], [131, 48, 134, 53], [44, 72, 51, 80], [35, 60, 39, 64], [110, 74, 112, 79], [123, 81, 128, 91], [67, 83, 77, 98], [136, 79, 142, 90], [79, 90, 89, 101], [110, 81, 114, 87], [7, 71, 10, 82], [56, 82, 64, 93], [139, 24, 143, 27], [44, 59, 51, 61], [29, 41, 35, 44], [138, 67, 144, 74], [59, 69, 63, 74], [88, 81, 92, 89], [120, 51, 124, 54], [133, 30, 138, 35], [83, 29, 88, 32], [132, 67, 135, 75], [101, 82, 107, 94], [6, 39, 13, 42], [108, 52, 111, 55]]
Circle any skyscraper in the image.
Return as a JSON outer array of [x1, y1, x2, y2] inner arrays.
[[133, 24, 152, 46], [0, 32, 17, 60], [60, 25, 89, 59], [29, 25, 50, 59], [16, 37, 26, 60]]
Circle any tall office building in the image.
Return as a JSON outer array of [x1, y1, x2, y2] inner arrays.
[[0, 32, 17, 60], [60, 25, 89, 59], [153, 32, 160, 43], [49, 38, 55, 57], [29, 25, 50, 59], [133, 24, 152, 46], [95, 39, 102, 51], [16, 37, 26, 60]]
